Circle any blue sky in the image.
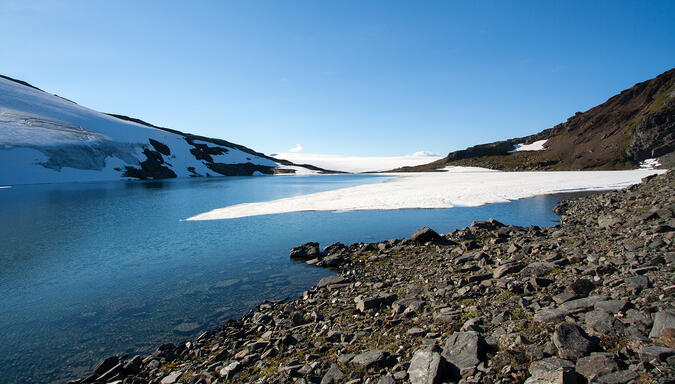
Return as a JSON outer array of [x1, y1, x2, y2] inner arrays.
[[1, 0, 673, 156]]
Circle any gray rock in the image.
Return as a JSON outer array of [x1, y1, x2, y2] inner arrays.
[[575, 353, 621, 379], [552, 322, 595, 360], [528, 358, 575, 378], [161, 371, 182, 384], [408, 350, 447, 384], [521, 262, 556, 277], [219, 361, 240, 379], [638, 345, 675, 362], [317, 275, 347, 288], [534, 308, 569, 323], [320, 364, 345, 384], [122, 355, 143, 374], [584, 310, 625, 336], [565, 279, 594, 297], [598, 214, 621, 228], [411, 227, 443, 243], [290, 242, 321, 260], [441, 331, 486, 371], [624, 275, 649, 290], [524, 367, 577, 384], [648, 309, 675, 338], [594, 300, 628, 314], [597, 370, 638, 384], [493, 262, 525, 278], [559, 296, 608, 313], [93, 355, 119, 377], [355, 293, 397, 312], [350, 350, 390, 369]]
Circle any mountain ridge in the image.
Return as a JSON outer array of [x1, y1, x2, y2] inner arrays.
[[389, 68, 675, 172], [0, 75, 335, 185]]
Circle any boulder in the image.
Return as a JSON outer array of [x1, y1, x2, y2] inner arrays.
[[320, 364, 345, 384], [290, 242, 321, 260], [411, 227, 443, 243], [552, 322, 595, 360], [408, 350, 448, 384], [575, 353, 621, 379], [441, 331, 486, 377], [649, 310, 675, 338], [350, 350, 390, 369]]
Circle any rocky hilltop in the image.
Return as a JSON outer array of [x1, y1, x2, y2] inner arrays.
[[74, 171, 674, 384], [391, 68, 675, 172]]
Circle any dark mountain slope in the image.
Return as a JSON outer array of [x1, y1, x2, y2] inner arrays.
[[391, 68, 675, 172]]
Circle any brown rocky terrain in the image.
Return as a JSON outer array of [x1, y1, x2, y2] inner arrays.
[[390, 69, 675, 172], [74, 171, 674, 384]]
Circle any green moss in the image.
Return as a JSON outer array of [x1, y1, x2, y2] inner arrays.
[[648, 84, 675, 113], [461, 310, 480, 321]]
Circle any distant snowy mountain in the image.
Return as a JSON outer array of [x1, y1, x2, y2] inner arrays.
[[0, 75, 327, 185]]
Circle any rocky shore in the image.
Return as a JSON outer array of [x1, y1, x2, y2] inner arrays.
[[74, 172, 674, 384]]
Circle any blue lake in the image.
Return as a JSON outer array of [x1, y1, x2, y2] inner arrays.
[[0, 175, 587, 383]]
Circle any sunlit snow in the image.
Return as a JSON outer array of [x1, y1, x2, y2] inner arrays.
[[509, 139, 547, 153], [187, 167, 665, 220]]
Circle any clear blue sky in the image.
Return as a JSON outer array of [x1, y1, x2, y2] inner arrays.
[[1, 0, 673, 156]]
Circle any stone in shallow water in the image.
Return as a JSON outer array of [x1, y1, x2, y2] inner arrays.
[[173, 322, 200, 334], [316, 275, 346, 288]]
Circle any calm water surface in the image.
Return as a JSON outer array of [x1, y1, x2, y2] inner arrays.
[[0, 175, 587, 383]]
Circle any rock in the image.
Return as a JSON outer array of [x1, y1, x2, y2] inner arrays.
[[662, 327, 675, 348], [624, 275, 649, 290], [534, 308, 569, 323], [441, 331, 486, 373], [219, 361, 240, 379], [524, 367, 577, 384], [411, 227, 443, 243], [584, 310, 625, 336], [122, 355, 143, 374], [648, 310, 675, 338], [594, 300, 628, 314], [350, 350, 390, 369], [290, 242, 321, 260], [93, 355, 119, 377], [528, 358, 575, 378], [493, 262, 525, 278], [598, 214, 621, 228], [320, 364, 345, 384], [521, 262, 556, 276], [323, 242, 347, 255], [559, 296, 608, 313], [408, 350, 447, 384], [378, 375, 395, 384], [355, 293, 397, 312], [597, 370, 638, 384], [575, 353, 621, 379], [173, 322, 200, 334], [565, 279, 594, 297], [552, 322, 595, 360], [316, 275, 346, 288], [638, 345, 675, 362], [161, 371, 182, 384]]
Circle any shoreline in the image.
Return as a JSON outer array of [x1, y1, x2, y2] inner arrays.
[[74, 172, 673, 383]]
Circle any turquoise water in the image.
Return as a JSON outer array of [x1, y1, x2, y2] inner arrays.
[[0, 175, 583, 383]]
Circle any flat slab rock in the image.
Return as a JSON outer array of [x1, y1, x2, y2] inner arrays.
[[441, 331, 486, 370]]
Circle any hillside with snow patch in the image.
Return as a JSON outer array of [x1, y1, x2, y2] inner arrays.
[[0, 75, 325, 185]]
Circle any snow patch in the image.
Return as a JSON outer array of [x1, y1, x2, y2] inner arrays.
[[186, 167, 665, 221], [273, 152, 443, 173], [509, 139, 547, 153], [640, 158, 661, 169]]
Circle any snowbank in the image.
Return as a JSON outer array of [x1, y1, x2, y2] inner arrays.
[[509, 139, 547, 153], [187, 167, 665, 220], [272, 152, 443, 173]]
